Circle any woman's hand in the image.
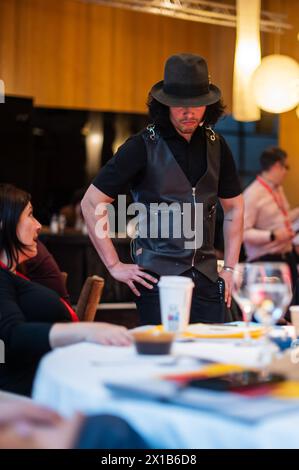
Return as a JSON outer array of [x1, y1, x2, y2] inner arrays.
[[109, 262, 158, 296], [50, 322, 132, 348], [84, 322, 132, 346], [0, 402, 82, 449], [0, 401, 61, 427]]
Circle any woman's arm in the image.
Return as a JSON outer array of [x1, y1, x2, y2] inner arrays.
[[49, 322, 132, 348]]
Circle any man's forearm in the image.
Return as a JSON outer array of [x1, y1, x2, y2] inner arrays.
[[223, 206, 244, 267], [81, 191, 119, 269], [243, 227, 271, 245], [89, 228, 120, 270]]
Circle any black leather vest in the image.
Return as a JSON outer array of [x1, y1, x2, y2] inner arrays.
[[130, 126, 221, 281]]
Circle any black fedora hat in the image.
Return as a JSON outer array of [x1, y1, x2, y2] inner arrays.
[[150, 53, 221, 107]]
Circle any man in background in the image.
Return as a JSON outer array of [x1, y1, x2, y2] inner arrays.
[[243, 146, 299, 286]]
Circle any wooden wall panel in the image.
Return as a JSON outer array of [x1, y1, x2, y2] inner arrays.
[[209, 24, 236, 111], [0, 0, 17, 93], [263, 0, 299, 207], [2, 0, 298, 202], [1, 0, 299, 202], [278, 1, 299, 208], [0, 0, 233, 112]]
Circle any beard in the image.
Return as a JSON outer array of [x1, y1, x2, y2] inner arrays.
[[178, 121, 199, 134]]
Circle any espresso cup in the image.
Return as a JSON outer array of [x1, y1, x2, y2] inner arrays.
[[132, 331, 175, 355]]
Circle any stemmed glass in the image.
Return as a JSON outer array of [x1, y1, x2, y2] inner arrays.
[[248, 262, 292, 327], [232, 263, 257, 344], [247, 262, 293, 363]]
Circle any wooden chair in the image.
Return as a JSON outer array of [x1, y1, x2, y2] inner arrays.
[[60, 271, 68, 288], [76, 276, 105, 322]]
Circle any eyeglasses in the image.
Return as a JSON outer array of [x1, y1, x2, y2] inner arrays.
[[281, 162, 290, 170]]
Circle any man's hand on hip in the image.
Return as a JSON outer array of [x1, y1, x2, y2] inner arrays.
[[108, 262, 158, 296], [218, 269, 233, 308]]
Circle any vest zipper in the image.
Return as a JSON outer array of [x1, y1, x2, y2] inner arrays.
[[191, 187, 196, 267]]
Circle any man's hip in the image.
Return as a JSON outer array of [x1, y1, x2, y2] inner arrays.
[[135, 268, 226, 325]]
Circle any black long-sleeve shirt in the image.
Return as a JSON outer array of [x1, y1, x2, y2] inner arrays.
[[0, 267, 73, 395]]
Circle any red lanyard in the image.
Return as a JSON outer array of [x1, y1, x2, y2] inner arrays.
[[256, 176, 292, 231]]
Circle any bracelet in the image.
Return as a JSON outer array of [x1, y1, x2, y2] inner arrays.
[[107, 260, 119, 270], [223, 266, 234, 273]]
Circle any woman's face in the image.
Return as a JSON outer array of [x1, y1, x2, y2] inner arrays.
[[16, 202, 41, 261]]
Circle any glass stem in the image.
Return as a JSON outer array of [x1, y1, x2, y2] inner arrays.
[[243, 320, 251, 342]]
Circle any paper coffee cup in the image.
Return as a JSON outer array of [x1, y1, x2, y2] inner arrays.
[[158, 276, 194, 332], [290, 306, 299, 338]]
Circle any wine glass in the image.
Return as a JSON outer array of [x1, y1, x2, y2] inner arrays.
[[232, 263, 257, 344], [248, 262, 292, 327], [247, 262, 292, 364]]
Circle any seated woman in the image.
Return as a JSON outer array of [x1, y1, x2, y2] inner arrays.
[[0, 184, 131, 396]]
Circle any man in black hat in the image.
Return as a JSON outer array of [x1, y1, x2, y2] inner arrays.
[[82, 53, 244, 324]]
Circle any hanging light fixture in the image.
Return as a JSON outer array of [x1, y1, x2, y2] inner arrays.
[[0, 79, 4, 104], [233, 0, 261, 121], [232, 0, 261, 122], [252, 54, 299, 113]]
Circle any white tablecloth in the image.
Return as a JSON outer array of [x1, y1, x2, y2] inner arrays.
[[32, 342, 299, 449]]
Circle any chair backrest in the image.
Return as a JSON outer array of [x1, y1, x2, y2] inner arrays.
[[76, 275, 105, 322], [60, 271, 68, 287]]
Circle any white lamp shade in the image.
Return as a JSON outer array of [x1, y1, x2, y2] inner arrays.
[[252, 54, 299, 113], [232, 0, 261, 122]]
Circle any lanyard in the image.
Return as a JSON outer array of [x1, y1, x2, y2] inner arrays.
[[256, 176, 292, 231]]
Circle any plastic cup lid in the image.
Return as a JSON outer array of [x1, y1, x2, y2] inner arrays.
[[158, 275, 194, 287]]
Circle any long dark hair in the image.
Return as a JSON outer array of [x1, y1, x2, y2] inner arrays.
[[147, 94, 226, 128], [0, 184, 31, 269]]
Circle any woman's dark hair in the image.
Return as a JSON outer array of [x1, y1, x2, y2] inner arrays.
[[0, 184, 31, 269], [147, 94, 226, 128]]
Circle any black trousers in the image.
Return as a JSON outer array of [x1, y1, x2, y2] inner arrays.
[[135, 268, 226, 325], [252, 251, 298, 289]]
